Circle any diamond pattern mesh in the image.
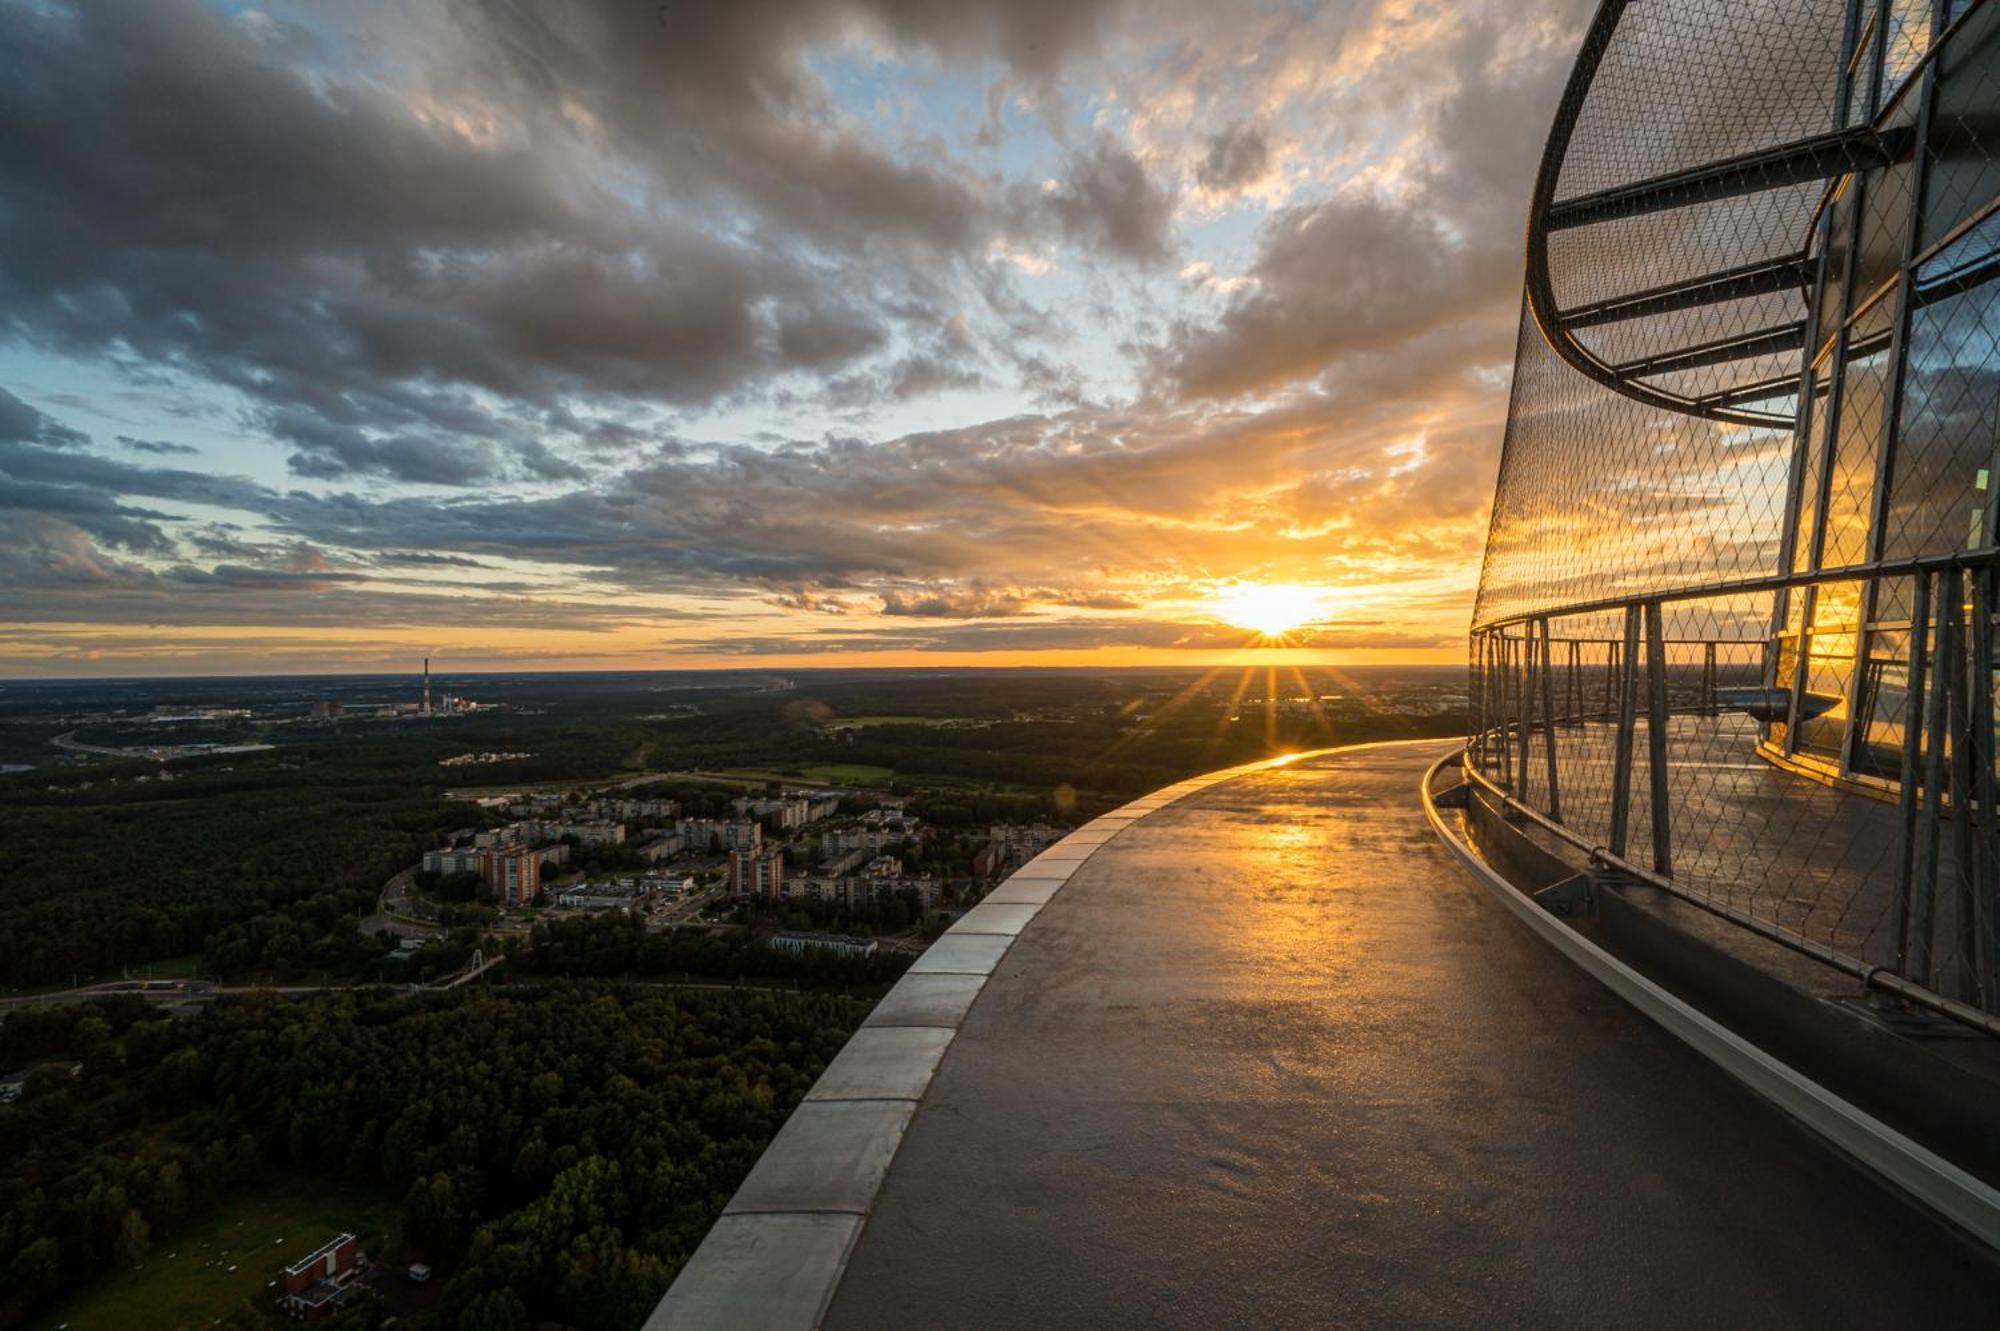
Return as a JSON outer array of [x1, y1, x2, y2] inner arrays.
[[1471, 0, 2000, 1019]]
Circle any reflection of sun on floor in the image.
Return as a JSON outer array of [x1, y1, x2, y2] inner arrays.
[[1212, 582, 1326, 638]]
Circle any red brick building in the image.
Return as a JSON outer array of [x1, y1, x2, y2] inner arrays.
[[728, 846, 785, 900], [282, 1232, 360, 1320]]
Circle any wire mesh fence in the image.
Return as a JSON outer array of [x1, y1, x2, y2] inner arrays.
[[1472, 0, 2000, 1029]]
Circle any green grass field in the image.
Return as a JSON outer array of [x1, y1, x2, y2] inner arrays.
[[796, 763, 896, 783], [127, 953, 206, 981], [824, 715, 966, 728], [713, 764, 896, 786], [39, 1178, 399, 1331], [5, 951, 210, 998]]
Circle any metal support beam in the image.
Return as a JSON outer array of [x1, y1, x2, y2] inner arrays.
[[1560, 254, 1812, 328], [1613, 321, 1809, 379], [1948, 573, 1983, 1009], [1539, 618, 1563, 823], [1644, 602, 1674, 876], [1702, 641, 1718, 714], [1698, 373, 1807, 413], [1971, 570, 1999, 1011], [1610, 606, 1642, 858], [1545, 126, 1904, 231], [1913, 570, 1959, 988], [1604, 637, 1621, 720], [1893, 572, 1931, 979], [1518, 629, 1537, 805]]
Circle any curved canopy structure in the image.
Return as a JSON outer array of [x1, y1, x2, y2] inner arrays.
[[1472, 0, 2000, 1021]]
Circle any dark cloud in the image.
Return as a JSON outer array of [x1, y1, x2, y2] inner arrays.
[[1195, 124, 1270, 194], [1157, 9, 1586, 402], [375, 551, 494, 570], [1157, 193, 1508, 402], [879, 586, 1032, 618], [0, 0, 1115, 488], [117, 435, 200, 456], [0, 388, 87, 448], [1046, 138, 1178, 264]]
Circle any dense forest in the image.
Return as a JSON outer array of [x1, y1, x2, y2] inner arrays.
[[0, 983, 869, 1330], [510, 912, 916, 983]]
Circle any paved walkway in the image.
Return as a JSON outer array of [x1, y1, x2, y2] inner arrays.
[[823, 741, 2000, 1328]]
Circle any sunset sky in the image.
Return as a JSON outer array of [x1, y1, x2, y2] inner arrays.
[[0, 0, 1591, 677]]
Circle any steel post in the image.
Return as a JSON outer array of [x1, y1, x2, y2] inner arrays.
[[1610, 605, 1642, 858]]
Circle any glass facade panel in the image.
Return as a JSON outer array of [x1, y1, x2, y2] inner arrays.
[[1853, 130, 1916, 308], [1821, 334, 1892, 567], [1790, 376, 1832, 572], [1796, 628, 1857, 760], [1816, 183, 1859, 356], [1887, 223, 2000, 559], [1851, 627, 1911, 776], [1920, 0, 2000, 250], [1879, 0, 1933, 107], [1873, 569, 1917, 623]]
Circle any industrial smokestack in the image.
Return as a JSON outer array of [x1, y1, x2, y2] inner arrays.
[[423, 657, 431, 716]]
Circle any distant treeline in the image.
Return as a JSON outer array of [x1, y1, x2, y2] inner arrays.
[[509, 912, 914, 985], [0, 673, 1462, 988]]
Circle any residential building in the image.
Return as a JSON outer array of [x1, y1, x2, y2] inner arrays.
[[769, 931, 878, 959], [480, 844, 539, 907], [554, 819, 625, 847], [728, 846, 785, 900], [282, 1233, 361, 1321], [422, 847, 481, 877], [980, 823, 1062, 875], [684, 818, 760, 853], [635, 831, 685, 863], [556, 881, 644, 911]]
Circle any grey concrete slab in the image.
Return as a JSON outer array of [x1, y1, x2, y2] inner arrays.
[[980, 877, 1065, 906], [907, 933, 1012, 975], [1019, 848, 1096, 874], [947, 901, 1042, 936], [1082, 816, 1145, 832], [724, 1100, 916, 1215], [805, 1026, 954, 1102], [825, 739, 2000, 1329], [643, 1213, 860, 1331], [862, 973, 988, 1029], [1048, 826, 1120, 847]]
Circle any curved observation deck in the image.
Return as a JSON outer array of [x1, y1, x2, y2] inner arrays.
[[650, 741, 2000, 1328]]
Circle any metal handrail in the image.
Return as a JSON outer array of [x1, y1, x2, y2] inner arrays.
[[1472, 543, 2000, 634], [1455, 753, 2000, 1039]]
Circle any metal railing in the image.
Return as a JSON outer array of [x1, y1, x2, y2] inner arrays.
[[1468, 548, 2000, 1036]]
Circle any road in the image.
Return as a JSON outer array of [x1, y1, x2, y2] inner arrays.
[[652, 883, 726, 927], [4, 952, 505, 1010], [361, 865, 442, 939]]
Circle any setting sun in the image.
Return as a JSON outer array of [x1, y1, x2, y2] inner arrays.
[[1213, 582, 1327, 638]]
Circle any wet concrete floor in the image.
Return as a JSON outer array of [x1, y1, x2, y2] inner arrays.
[[825, 741, 2000, 1329]]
